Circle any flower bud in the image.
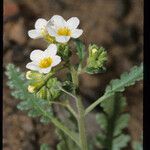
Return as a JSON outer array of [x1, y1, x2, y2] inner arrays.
[[28, 85, 35, 93], [26, 70, 61, 101], [86, 44, 107, 74], [26, 71, 32, 79], [46, 78, 61, 100], [36, 86, 47, 99], [57, 44, 71, 61], [26, 71, 43, 80]]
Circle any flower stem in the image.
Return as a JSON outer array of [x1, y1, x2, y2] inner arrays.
[[77, 96, 88, 150], [71, 66, 88, 150], [85, 93, 113, 115]]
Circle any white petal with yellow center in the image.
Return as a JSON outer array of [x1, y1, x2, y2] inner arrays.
[[26, 44, 61, 74], [46, 15, 83, 43], [39, 57, 53, 68], [57, 27, 71, 36]]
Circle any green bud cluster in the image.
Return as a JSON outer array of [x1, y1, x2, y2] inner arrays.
[[57, 44, 72, 61], [86, 44, 107, 74], [26, 71, 61, 101]]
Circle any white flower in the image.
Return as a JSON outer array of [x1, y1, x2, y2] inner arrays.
[[28, 18, 48, 39], [26, 44, 61, 74], [46, 15, 83, 43]]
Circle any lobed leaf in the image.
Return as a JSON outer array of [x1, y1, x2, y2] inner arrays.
[[95, 93, 131, 150], [112, 134, 131, 150], [105, 63, 143, 95], [6, 64, 80, 146], [132, 141, 143, 150], [40, 144, 51, 150], [96, 113, 108, 131], [113, 114, 130, 136]]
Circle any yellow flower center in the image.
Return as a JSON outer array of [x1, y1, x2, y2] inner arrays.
[[39, 57, 53, 68], [57, 27, 71, 36]]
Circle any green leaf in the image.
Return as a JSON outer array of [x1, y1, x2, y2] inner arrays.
[[95, 93, 131, 150], [132, 135, 143, 150], [57, 44, 71, 61], [56, 130, 79, 150], [100, 94, 126, 116], [57, 141, 66, 150], [62, 80, 75, 93], [74, 39, 85, 62], [40, 116, 51, 124], [40, 144, 51, 150], [113, 114, 130, 136], [28, 109, 42, 118], [96, 113, 108, 130], [85, 44, 107, 74], [105, 63, 143, 94], [85, 67, 106, 74], [95, 133, 106, 148], [132, 141, 143, 150], [112, 134, 130, 150], [17, 101, 31, 110], [5, 64, 80, 147]]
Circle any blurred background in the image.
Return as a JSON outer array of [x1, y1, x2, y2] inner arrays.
[[3, 0, 143, 149]]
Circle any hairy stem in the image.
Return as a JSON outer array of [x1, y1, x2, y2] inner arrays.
[[49, 101, 77, 119], [77, 96, 88, 150], [71, 66, 88, 150], [85, 93, 113, 115], [59, 86, 77, 101], [66, 104, 78, 119]]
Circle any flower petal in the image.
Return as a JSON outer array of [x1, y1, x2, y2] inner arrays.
[[50, 15, 66, 27], [35, 18, 48, 29], [44, 44, 57, 57], [52, 56, 61, 67], [46, 22, 57, 36], [71, 29, 83, 38], [39, 67, 52, 74], [55, 36, 70, 43], [67, 17, 80, 29], [30, 50, 43, 62], [28, 29, 42, 39], [26, 62, 39, 71]]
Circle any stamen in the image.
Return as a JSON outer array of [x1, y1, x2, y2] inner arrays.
[[57, 27, 71, 36], [39, 57, 53, 68]]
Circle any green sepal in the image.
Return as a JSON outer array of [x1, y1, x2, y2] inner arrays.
[[46, 78, 61, 101], [36, 86, 47, 99], [62, 80, 75, 93], [57, 43, 71, 61]]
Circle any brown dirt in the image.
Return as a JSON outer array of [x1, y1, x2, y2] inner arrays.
[[3, 0, 143, 149]]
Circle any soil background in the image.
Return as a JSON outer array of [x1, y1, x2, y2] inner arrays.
[[3, 0, 143, 150]]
